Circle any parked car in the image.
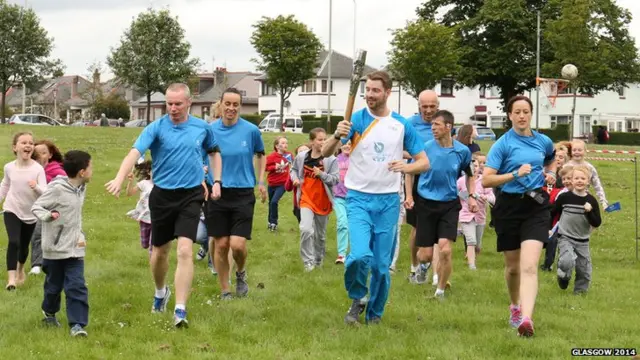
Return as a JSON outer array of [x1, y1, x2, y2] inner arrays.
[[258, 114, 304, 133], [125, 119, 148, 127], [475, 126, 497, 141], [93, 119, 124, 127], [8, 114, 65, 126]]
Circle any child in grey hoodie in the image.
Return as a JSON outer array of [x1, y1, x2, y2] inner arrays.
[[31, 150, 92, 337]]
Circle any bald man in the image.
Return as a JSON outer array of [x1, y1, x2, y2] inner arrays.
[[403, 90, 442, 286]]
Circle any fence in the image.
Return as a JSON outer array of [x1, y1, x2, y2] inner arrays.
[[585, 150, 638, 260]]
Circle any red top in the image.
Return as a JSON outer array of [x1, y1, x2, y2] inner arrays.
[[266, 151, 293, 186]]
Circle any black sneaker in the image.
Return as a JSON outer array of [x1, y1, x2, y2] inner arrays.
[[344, 299, 366, 325], [557, 275, 570, 290]]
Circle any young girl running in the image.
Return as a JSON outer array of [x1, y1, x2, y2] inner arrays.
[[457, 153, 494, 270], [126, 160, 153, 255], [29, 140, 66, 275], [332, 141, 351, 264], [285, 144, 310, 223], [265, 137, 293, 231], [567, 140, 608, 209], [0, 132, 47, 290]]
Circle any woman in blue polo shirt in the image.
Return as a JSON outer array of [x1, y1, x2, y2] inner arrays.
[[482, 95, 556, 338], [208, 88, 267, 300]]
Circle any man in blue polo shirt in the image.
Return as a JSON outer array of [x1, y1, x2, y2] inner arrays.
[[414, 109, 478, 299], [105, 83, 221, 328], [403, 90, 439, 286]]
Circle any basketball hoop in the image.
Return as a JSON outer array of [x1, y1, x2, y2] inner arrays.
[[537, 77, 570, 108]]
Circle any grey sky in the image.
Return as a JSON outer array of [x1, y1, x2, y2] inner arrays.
[[8, 0, 640, 80]]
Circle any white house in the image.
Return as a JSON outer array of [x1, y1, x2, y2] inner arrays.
[[257, 50, 640, 137]]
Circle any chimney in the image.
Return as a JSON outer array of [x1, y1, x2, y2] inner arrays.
[[215, 67, 226, 86], [93, 69, 100, 87], [72, 76, 79, 97]]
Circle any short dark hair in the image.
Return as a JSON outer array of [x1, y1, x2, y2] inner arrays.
[[433, 109, 455, 127], [309, 127, 326, 140], [63, 150, 91, 178], [507, 95, 533, 113], [221, 87, 243, 104], [366, 71, 392, 90]]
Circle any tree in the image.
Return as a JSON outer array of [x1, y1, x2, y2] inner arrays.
[[82, 61, 106, 118], [250, 15, 323, 129], [416, 0, 640, 127], [94, 92, 131, 120], [387, 20, 461, 99], [0, 1, 64, 123], [107, 7, 200, 124]]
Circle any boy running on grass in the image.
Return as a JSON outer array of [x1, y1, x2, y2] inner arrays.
[[552, 165, 602, 295], [32, 150, 92, 337]]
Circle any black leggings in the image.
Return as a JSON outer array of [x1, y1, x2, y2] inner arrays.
[[4, 212, 36, 271]]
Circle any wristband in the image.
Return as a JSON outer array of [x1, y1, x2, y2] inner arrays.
[[214, 180, 221, 185], [333, 132, 341, 140], [544, 170, 556, 178], [258, 181, 265, 186]]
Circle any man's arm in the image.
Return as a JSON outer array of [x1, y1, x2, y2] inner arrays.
[[115, 149, 143, 185], [207, 151, 222, 183], [322, 120, 353, 157], [404, 152, 429, 174], [322, 134, 343, 158]]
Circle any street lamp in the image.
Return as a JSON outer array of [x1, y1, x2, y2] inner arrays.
[[327, 0, 332, 129], [352, 0, 356, 61]]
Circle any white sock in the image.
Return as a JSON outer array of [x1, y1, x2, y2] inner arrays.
[[175, 304, 185, 311], [155, 287, 166, 299], [411, 264, 418, 273], [435, 288, 445, 295]]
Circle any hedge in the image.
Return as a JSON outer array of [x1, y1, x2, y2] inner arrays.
[[591, 125, 640, 145], [494, 124, 571, 142], [240, 114, 263, 126], [301, 116, 343, 134]]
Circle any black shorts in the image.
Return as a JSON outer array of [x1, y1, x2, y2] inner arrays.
[[405, 174, 419, 227], [149, 185, 205, 246], [207, 187, 256, 240], [492, 189, 551, 252], [415, 196, 461, 248]]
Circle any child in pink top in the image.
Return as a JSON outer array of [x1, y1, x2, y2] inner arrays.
[[29, 139, 67, 275], [0, 132, 47, 290], [457, 154, 494, 270]]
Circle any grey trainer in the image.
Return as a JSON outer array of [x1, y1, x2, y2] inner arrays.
[[236, 271, 249, 297], [344, 299, 366, 325]]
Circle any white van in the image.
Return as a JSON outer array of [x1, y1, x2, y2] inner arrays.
[[258, 114, 304, 133]]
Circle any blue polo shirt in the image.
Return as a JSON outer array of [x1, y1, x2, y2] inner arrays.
[[418, 139, 473, 202], [133, 115, 218, 189], [210, 118, 265, 188], [408, 114, 434, 143], [486, 129, 555, 194]]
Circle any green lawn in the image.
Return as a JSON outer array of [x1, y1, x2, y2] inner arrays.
[[0, 125, 638, 359]]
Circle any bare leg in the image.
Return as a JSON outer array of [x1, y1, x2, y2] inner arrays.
[[519, 240, 543, 319], [503, 249, 521, 305], [409, 227, 418, 269], [16, 262, 26, 285], [213, 236, 231, 293], [150, 242, 171, 292], [173, 237, 194, 306], [230, 236, 247, 272], [436, 240, 452, 291]]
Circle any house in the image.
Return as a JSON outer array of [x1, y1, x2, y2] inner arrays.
[[2, 72, 140, 122], [256, 50, 640, 137], [129, 68, 261, 121], [256, 49, 378, 117]]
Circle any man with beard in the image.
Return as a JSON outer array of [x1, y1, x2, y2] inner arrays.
[[322, 71, 429, 325]]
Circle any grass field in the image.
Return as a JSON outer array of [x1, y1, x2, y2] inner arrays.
[[0, 125, 639, 360]]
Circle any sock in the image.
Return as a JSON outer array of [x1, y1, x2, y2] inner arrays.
[[435, 288, 445, 295], [175, 304, 186, 311], [510, 304, 520, 310], [410, 264, 418, 273], [155, 287, 166, 299]]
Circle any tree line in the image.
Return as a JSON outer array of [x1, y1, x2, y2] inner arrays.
[[0, 0, 638, 125]]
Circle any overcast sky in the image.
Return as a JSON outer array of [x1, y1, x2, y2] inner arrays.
[[8, 0, 640, 80]]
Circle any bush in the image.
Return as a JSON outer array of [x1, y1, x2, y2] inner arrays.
[[301, 115, 343, 133], [241, 114, 263, 126], [493, 124, 571, 142]]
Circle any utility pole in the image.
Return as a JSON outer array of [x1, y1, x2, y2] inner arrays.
[[535, 10, 541, 130], [327, 0, 332, 130]]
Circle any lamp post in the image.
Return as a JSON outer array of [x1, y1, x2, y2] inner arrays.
[[535, 10, 541, 130], [327, 0, 332, 129], [352, 0, 356, 61]]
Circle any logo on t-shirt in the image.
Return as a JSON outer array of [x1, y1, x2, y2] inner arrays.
[[241, 141, 247, 147], [373, 142, 386, 162]]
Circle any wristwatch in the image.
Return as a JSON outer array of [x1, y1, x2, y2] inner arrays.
[[511, 170, 519, 179], [214, 180, 221, 185], [333, 132, 341, 140]]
